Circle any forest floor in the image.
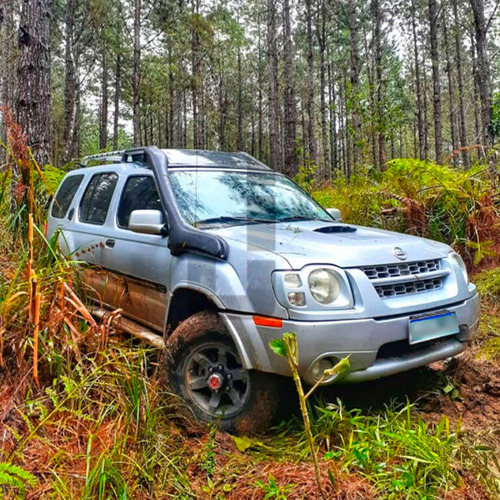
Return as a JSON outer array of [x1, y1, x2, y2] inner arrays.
[[1, 298, 499, 499]]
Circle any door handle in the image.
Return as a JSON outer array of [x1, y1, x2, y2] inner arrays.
[[105, 239, 115, 248]]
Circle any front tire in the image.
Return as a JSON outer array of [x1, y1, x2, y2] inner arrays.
[[164, 311, 284, 434]]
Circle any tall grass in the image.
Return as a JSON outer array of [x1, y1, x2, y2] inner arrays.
[[309, 401, 500, 499]]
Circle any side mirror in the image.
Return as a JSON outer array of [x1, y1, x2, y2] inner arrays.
[[129, 209, 166, 235], [326, 208, 342, 222]]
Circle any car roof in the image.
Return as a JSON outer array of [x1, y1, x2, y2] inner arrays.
[[79, 148, 272, 172]]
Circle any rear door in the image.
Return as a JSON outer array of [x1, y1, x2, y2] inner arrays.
[[70, 171, 119, 301], [97, 174, 171, 332]]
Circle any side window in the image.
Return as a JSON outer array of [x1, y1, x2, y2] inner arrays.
[[51, 174, 84, 219], [117, 176, 163, 228], [79, 173, 118, 225]]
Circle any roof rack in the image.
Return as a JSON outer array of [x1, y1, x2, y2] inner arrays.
[[81, 150, 124, 167], [121, 148, 151, 164]]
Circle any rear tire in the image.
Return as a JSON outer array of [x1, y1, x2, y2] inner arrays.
[[164, 311, 284, 434]]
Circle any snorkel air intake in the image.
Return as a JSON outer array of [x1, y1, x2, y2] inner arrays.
[[122, 146, 229, 260]]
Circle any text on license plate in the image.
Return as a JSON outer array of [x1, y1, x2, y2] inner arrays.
[[408, 311, 459, 345]]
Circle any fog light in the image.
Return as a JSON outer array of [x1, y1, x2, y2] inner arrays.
[[284, 273, 302, 288], [311, 358, 334, 381], [288, 291, 306, 306]]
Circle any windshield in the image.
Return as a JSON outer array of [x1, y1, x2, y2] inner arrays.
[[169, 170, 332, 227]]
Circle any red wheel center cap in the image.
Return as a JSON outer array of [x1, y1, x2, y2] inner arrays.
[[207, 373, 223, 390]]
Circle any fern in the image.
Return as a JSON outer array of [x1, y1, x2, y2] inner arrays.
[[0, 463, 36, 496]]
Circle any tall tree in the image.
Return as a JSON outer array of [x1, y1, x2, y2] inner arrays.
[[442, 10, 458, 163], [305, 0, 317, 165], [348, 0, 361, 171], [428, 0, 442, 164], [132, 0, 142, 147], [411, 0, 424, 159], [267, 0, 281, 170], [317, 0, 329, 175], [469, 0, 494, 148], [283, 0, 297, 177], [99, 31, 109, 150], [0, 0, 16, 163], [451, 0, 469, 168], [17, 0, 52, 166], [373, 0, 386, 168], [62, 0, 78, 163]]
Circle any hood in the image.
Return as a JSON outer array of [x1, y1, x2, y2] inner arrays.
[[209, 221, 451, 269]]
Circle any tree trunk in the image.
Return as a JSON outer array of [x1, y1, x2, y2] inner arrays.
[[257, 22, 263, 161], [305, 0, 317, 165], [267, 0, 280, 170], [218, 73, 226, 150], [428, 0, 442, 164], [373, 0, 385, 168], [469, 0, 493, 147], [113, 52, 121, 150], [236, 45, 243, 151], [190, 1, 202, 149], [422, 55, 429, 159], [132, 0, 141, 147], [327, 46, 338, 173], [62, 0, 79, 164], [99, 36, 108, 151], [348, 0, 361, 170], [365, 27, 377, 169], [411, 0, 424, 159], [442, 12, 458, 164], [471, 33, 482, 158], [17, 0, 52, 166], [283, 0, 297, 177], [317, 0, 328, 177], [452, 0, 469, 168], [1, 0, 15, 164]]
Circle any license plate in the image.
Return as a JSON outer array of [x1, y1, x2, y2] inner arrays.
[[408, 310, 459, 345]]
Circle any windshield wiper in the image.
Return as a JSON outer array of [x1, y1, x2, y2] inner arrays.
[[196, 216, 277, 226], [279, 216, 332, 223]]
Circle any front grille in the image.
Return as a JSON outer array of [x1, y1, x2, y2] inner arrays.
[[375, 277, 443, 298], [362, 259, 444, 299], [363, 259, 441, 280]]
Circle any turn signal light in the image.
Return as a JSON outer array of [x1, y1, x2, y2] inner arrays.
[[253, 316, 283, 328]]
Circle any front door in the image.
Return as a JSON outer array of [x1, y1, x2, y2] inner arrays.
[[97, 174, 171, 332]]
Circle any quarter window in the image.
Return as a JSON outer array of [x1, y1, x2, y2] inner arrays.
[[79, 173, 118, 225], [117, 176, 163, 228], [51, 175, 84, 219]]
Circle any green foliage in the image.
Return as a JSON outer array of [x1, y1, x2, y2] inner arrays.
[[491, 91, 500, 138], [314, 401, 500, 499], [475, 267, 500, 303], [303, 158, 500, 268], [40, 165, 67, 194], [255, 474, 295, 499], [0, 463, 36, 498]]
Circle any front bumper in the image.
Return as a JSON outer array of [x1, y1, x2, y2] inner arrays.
[[221, 293, 480, 385]]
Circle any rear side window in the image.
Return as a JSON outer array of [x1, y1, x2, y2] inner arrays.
[[51, 175, 84, 219], [117, 176, 163, 228], [79, 173, 118, 225]]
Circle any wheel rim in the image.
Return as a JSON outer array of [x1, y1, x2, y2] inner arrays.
[[183, 342, 250, 418]]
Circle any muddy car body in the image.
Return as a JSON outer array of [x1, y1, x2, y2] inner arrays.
[[47, 147, 480, 431]]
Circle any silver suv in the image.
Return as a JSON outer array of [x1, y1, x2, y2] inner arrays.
[[47, 147, 479, 433]]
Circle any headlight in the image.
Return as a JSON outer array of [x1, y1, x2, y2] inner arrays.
[[449, 252, 469, 284], [272, 266, 353, 311], [308, 269, 340, 304]]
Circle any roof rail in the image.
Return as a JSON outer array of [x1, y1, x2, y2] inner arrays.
[[81, 150, 125, 167], [121, 147, 148, 164]]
